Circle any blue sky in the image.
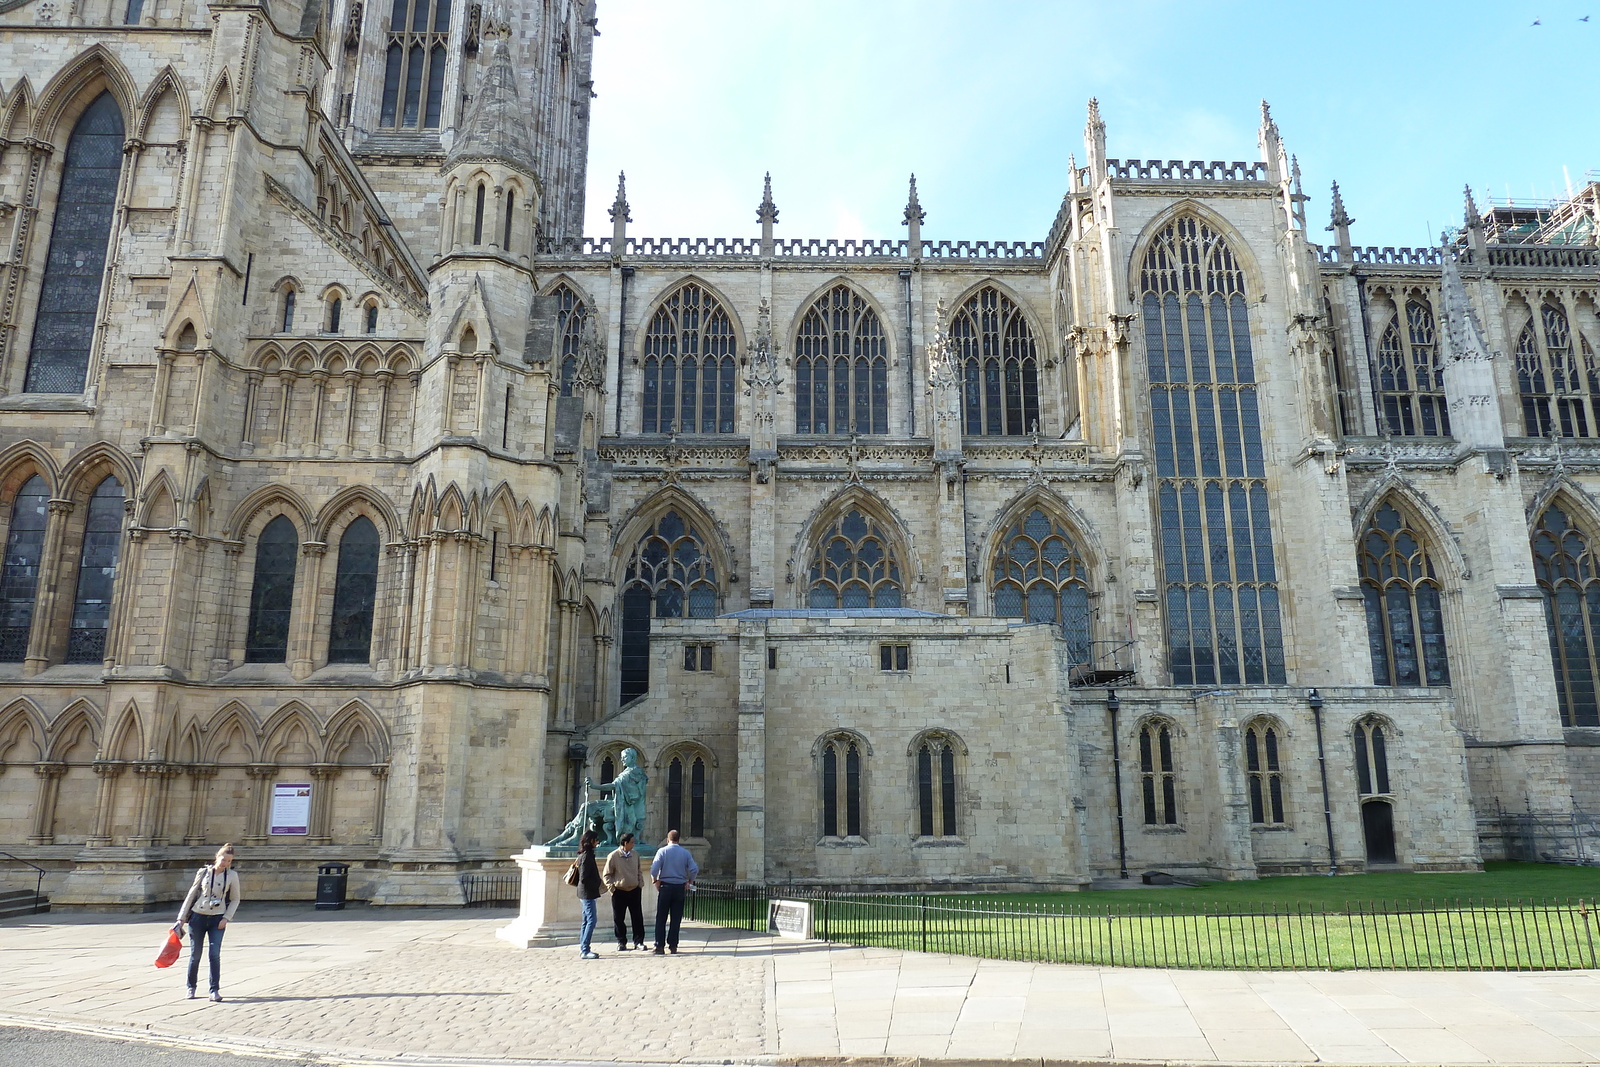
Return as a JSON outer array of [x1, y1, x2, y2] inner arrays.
[[582, 1, 1598, 247]]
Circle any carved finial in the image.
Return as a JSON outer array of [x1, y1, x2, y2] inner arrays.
[[1328, 181, 1352, 229], [609, 171, 630, 224], [756, 171, 779, 225], [1084, 99, 1107, 182], [1463, 184, 1481, 226], [1086, 97, 1103, 128], [903, 173, 925, 227], [1260, 99, 1274, 128]]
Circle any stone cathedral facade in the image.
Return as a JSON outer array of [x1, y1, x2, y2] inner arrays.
[[0, 0, 1596, 906]]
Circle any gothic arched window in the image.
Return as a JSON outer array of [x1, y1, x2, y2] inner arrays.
[[991, 507, 1090, 664], [280, 287, 297, 333], [1244, 719, 1284, 825], [795, 285, 888, 434], [664, 748, 708, 838], [1532, 504, 1600, 726], [66, 476, 124, 664], [819, 733, 863, 838], [553, 284, 587, 397], [1376, 297, 1450, 437], [807, 508, 902, 608], [245, 515, 299, 663], [26, 92, 124, 394], [619, 510, 717, 703], [328, 517, 380, 664], [0, 477, 50, 661], [914, 733, 959, 838], [642, 284, 736, 434], [1354, 718, 1391, 795], [1518, 300, 1599, 438], [1359, 503, 1449, 687], [379, 0, 450, 129], [1141, 216, 1285, 685], [952, 287, 1039, 436], [1138, 719, 1178, 825]]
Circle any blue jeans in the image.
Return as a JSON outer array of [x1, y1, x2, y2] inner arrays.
[[185, 912, 225, 993], [578, 897, 597, 953], [654, 882, 687, 950]]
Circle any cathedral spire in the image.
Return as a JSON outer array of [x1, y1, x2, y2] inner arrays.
[[757, 172, 778, 255], [444, 28, 539, 180], [903, 173, 925, 258], [1084, 98, 1106, 183], [1327, 180, 1354, 258], [610, 170, 630, 251]]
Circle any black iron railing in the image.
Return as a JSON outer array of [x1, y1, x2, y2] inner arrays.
[[687, 884, 1600, 971], [460, 870, 520, 907], [0, 852, 47, 915]]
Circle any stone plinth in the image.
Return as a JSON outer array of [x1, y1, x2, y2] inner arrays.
[[497, 845, 657, 948]]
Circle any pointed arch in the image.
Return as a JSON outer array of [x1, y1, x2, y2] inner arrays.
[[33, 45, 137, 144], [946, 280, 1045, 437], [534, 504, 555, 549], [314, 485, 400, 543], [226, 483, 314, 541], [202, 70, 234, 121], [105, 700, 146, 761], [983, 494, 1095, 663], [326, 701, 389, 763], [1530, 493, 1600, 726], [979, 484, 1106, 578], [435, 483, 468, 531], [138, 469, 179, 528], [134, 66, 189, 143], [637, 276, 742, 435], [0, 441, 60, 499], [47, 701, 101, 761], [1126, 200, 1267, 303], [261, 702, 322, 764], [609, 486, 734, 589], [1351, 474, 1468, 583], [0, 698, 46, 764], [0, 77, 35, 143], [787, 485, 917, 606], [1357, 493, 1453, 688], [790, 279, 892, 436], [203, 702, 260, 763], [60, 441, 137, 503]]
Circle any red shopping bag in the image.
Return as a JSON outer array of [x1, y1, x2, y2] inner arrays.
[[154, 926, 183, 968]]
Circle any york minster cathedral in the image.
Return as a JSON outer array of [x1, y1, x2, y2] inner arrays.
[[0, 0, 1595, 905]]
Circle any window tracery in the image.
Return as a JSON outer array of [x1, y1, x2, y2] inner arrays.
[[990, 507, 1090, 664], [1359, 502, 1449, 687], [1376, 297, 1450, 437], [1532, 504, 1600, 726], [619, 510, 718, 703], [1353, 718, 1391, 795], [553, 284, 586, 398], [1138, 719, 1178, 826], [26, 92, 124, 394], [819, 733, 863, 838], [0, 477, 49, 661], [379, 0, 450, 130], [1141, 216, 1285, 685], [66, 476, 124, 664], [951, 287, 1039, 436], [1516, 299, 1599, 438], [914, 733, 958, 838], [795, 285, 888, 434], [246, 515, 299, 663], [806, 508, 902, 608], [641, 284, 736, 434], [1244, 719, 1284, 825]]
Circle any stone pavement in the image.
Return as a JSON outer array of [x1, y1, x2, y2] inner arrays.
[[1, 904, 1598, 1065]]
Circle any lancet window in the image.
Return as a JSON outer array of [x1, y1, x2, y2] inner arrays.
[[1353, 718, 1391, 795], [1516, 299, 1599, 439], [379, 0, 450, 130], [641, 284, 736, 434], [553, 285, 587, 397], [1138, 719, 1178, 826], [914, 733, 958, 838], [1532, 504, 1600, 726], [66, 476, 125, 663], [1359, 503, 1449, 687], [328, 517, 380, 664], [619, 510, 718, 704], [0, 477, 49, 661], [795, 286, 888, 434], [819, 733, 863, 838], [806, 508, 902, 608], [1244, 719, 1285, 825], [951, 287, 1039, 436], [245, 516, 299, 662], [991, 507, 1090, 664], [26, 93, 124, 394], [1376, 297, 1450, 437], [1141, 216, 1285, 685], [664, 749, 707, 838]]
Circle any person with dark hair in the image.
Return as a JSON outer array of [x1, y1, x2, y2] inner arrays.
[[649, 829, 698, 955], [575, 829, 603, 959], [175, 843, 240, 1001], [603, 831, 645, 950]]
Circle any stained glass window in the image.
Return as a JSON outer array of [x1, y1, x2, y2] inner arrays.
[[328, 517, 379, 664], [553, 284, 586, 397], [795, 285, 888, 434], [1359, 503, 1449, 687], [1532, 504, 1600, 726], [1517, 300, 1598, 439], [1376, 297, 1450, 437], [66, 476, 124, 664], [245, 515, 299, 662], [641, 284, 735, 433], [1139, 719, 1178, 825], [1244, 719, 1284, 825], [0, 477, 50, 661], [619, 510, 717, 703], [991, 507, 1090, 664], [26, 93, 123, 394], [915, 734, 958, 838], [807, 508, 902, 608], [1141, 216, 1285, 685], [820, 734, 863, 838], [379, 0, 450, 129], [951, 287, 1039, 436]]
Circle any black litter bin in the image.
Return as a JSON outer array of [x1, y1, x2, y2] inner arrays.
[[315, 863, 349, 910]]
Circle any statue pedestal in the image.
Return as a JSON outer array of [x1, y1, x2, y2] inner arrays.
[[496, 845, 657, 948]]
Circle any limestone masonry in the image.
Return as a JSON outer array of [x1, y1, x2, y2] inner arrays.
[[0, 0, 1594, 905]]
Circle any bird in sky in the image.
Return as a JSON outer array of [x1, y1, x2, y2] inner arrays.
[[1581, 15, 1591, 20], [1532, 16, 1542, 24]]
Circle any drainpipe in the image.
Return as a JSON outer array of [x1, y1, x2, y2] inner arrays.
[[1108, 689, 1128, 880], [900, 268, 915, 436], [1309, 688, 1338, 875]]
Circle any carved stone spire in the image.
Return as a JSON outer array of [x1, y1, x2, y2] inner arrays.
[[1084, 98, 1107, 183], [1439, 246, 1503, 450], [1463, 184, 1487, 260], [903, 173, 924, 258], [1258, 99, 1284, 182], [1327, 180, 1354, 257], [445, 28, 539, 179], [1289, 155, 1309, 229], [757, 172, 778, 254], [609, 170, 630, 250]]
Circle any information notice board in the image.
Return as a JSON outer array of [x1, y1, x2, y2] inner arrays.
[[270, 782, 312, 835]]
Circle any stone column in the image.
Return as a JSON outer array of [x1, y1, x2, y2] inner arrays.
[[184, 765, 216, 845], [735, 620, 768, 886], [374, 371, 393, 451], [245, 764, 275, 844], [28, 763, 66, 845], [554, 597, 580, 728], [369, 765, 389, 845], [240, 370, 264, 451], [291, 541, 327, 679], [526, 546, 554, 686], [450, 531, 480, 672], [87, 761, 124, 847], [308, 370, 330, 452], [341, 369, 361, 453], [129, 762, 167, 847], [588, 633, 611, 726], [308, 764, 338, 845], [151, 350, 177, 436], [24, 498, 75, 674]]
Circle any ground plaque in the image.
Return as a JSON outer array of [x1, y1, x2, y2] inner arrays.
[[768, 899, 812, 939]]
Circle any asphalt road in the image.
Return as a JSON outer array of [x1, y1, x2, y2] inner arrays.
[[0, 1025, 321, 1066]]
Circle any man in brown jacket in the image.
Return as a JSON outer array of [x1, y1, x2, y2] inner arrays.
[[603, 832, 645, 950]]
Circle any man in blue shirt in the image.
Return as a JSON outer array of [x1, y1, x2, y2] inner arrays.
[[649, 829, 699, 954]]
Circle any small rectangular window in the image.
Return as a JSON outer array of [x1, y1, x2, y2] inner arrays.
[[767, 646, 777, 669], [880, 643, 909, 671], [684, 643, 713, 671]]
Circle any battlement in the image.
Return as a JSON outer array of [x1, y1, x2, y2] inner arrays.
[[534, 235, 1044, 261], [1106, 159, 1270, 182]]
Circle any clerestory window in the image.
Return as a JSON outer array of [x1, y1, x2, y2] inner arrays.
[[1532, 504, 1600, 726], [379, 0, 450, 130], [951, 287, 1040, 436], [1517, 299, 1599, 439], [0, 477, 50, 661], [66, 476, 125, 664], [795, 285, 888, 434], [553, 284, 587, 397], [245, 515, 299, 663], [641, 283, 736, 433], [328, 517, 380, 664], [1376, 297, 1450, 437]]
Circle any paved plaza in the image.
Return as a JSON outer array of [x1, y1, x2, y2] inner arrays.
[[1, 904, 1599, 1065]]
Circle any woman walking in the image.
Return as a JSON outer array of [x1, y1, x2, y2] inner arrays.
[[575, 830, 602, 959], [176, 843, 241, 1001]]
